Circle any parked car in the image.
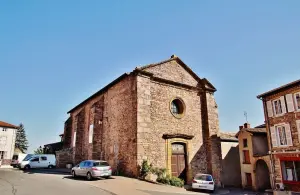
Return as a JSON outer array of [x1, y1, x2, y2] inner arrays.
[[11, 153, 32, 168], [71, 160, 112, 180], [192, 173, 215, 192], [19, 154, 56, 170]]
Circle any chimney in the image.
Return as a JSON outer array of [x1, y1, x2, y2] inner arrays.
[[244, 123, 250, 129], [239, 126, 244, 130]]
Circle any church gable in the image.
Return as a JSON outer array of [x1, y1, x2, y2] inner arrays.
[[139, 56, 200, 87]]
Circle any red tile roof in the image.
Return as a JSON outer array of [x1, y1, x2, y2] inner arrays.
[[0, 121, 19, 129], [257, 79, 300, 98]]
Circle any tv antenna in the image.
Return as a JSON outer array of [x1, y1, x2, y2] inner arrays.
[[244, 111, 248, 123]]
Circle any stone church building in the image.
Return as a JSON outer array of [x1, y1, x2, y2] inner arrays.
[[59, 55, 222, 184]]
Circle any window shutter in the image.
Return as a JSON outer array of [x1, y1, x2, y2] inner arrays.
[[296, 120, 300, 145], [280, 96, 287, 114], [285, 94, 295, 112], [267, 101, 273, 117], [270, 126, 278, 147], [285, 124, 293, 146]]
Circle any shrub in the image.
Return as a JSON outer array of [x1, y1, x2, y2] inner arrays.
[[140, 160, 152, 178], [156, 175, 184, 187], [169, 176, 184, 187], [157, 175, 171, 185], [151, 167, 167, 179]]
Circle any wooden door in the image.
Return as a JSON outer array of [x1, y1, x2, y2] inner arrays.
[[171, 143, 186, 180], [246, 173, 252, 187]]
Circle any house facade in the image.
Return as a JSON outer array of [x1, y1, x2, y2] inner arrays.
[[59, 55, 222, 184], [219, 132, 241, 187], [257, 79, 300, 192], [0, 121, 18, 166], [236, 123, 271, 191]]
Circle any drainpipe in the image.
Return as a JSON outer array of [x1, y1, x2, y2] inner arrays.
[[262, 98, 276, 189]]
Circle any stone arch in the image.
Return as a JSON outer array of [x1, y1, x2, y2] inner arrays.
[[255, 159, 271, 191]]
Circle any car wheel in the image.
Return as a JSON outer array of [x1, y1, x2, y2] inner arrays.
[[86, 172, 93, 181], [48, 165, 54, 169], [24, 165, 30, 170], [72, 171, 76, 178]]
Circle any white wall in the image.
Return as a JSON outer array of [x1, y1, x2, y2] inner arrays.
[[0, 127, 17, 159]]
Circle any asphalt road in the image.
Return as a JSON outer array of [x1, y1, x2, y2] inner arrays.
[[0, 168, 113, 195]]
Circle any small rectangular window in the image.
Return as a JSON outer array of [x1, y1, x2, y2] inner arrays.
[[281, 161, 300, 182], [243, 150, 250, 164], [243, 139, 248, 148], [41, 156, 47, 161], [89, 125, 94, 144], [276, 125, 287, 146], [73, 131, 76, 147], [273, 99, 283, 115]]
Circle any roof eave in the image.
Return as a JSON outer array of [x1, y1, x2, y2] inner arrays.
[[67, 73, 130, 114], [257, 79, 300, 99]]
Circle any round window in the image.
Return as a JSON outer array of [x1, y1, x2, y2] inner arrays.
[[170, 98, 185, 118]]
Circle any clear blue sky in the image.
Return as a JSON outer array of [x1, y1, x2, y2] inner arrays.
[[0, 1, 299, 153]]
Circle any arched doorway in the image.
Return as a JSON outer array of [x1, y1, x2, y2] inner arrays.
[[171, 143, 187, 181], [255, 160, 271, 191]]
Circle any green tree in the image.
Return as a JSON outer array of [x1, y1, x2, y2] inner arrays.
[[15, 123, 29, 153], [34, 146, 44, 154]]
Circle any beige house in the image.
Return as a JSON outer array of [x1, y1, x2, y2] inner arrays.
[[0, 121, 18, 166], [59, 55, 222, 184], [219, 132, 241, 187], [236, 123, 271, 191], [257, 79, 300, 192]]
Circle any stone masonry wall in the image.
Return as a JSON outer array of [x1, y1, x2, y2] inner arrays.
[[264, 85, 300, 150], [136, 74, 206, 176], [262, 84, 300, 191], [92, 97, 104, 160], [201, 91, 222, 185], [0, 159, 12, 166], [56, 148, 73, 168], [74, 109, 86, 165], [205, 92, 222, 185], [68, 75, 137, 176], [143, 59, 199, 87], [102, 75, 137, 176], [63, 117, 72, 149]]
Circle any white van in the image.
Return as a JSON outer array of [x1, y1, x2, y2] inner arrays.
[[11, 153, 32, 168], [20, 154, 56, 170]]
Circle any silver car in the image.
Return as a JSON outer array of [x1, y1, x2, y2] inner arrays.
[[71, 160, 112, 180]]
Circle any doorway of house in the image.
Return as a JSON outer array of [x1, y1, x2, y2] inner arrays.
[[171, 143, 187, 181], [255, 160, 271, 191]]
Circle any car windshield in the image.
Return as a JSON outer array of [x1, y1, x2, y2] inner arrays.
[[23, 154, 33, 161], [12, 155, 18, 160], [195, 174, 213, 181], [93, 161, 109, 167]]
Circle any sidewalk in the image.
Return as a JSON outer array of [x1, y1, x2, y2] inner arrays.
[[0, 165, 13, 168]]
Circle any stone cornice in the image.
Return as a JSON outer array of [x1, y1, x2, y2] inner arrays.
[[162, 133, 194, 140], [134, 69, 202, 92]]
